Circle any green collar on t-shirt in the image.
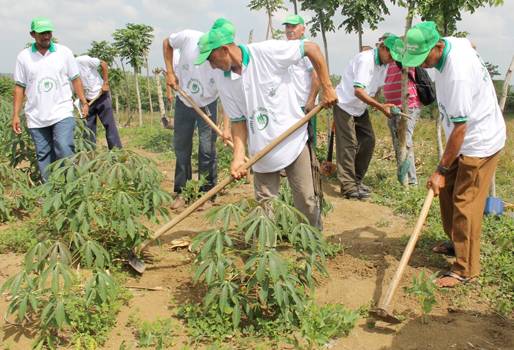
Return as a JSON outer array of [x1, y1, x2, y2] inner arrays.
[[435, 38, 451, 72], [31, 42, 56, 53], [224, 44, 251, 77], [374, 48, 382, 65]]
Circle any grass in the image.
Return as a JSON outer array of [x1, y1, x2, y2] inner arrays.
[[365, 110, 514, 316]]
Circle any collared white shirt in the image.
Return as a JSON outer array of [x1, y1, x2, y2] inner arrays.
[[14, 43, 80, 128], [336, 48, 387, 116], [76, 55, 103, 100], [240, 40, 308, 173], [213, 69, 246, 123], [168, 30, 218, 108], [435, 37, 506, 157]]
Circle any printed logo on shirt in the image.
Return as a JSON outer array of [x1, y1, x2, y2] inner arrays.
[[182, 63, 190, 71], [249, 107, 273, 133], [37, 77, 58, 93], [187, 79, 203, 95], [209, 78, 215, 86]]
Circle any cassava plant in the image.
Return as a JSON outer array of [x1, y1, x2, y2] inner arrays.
[[189, 197, 332, 332], [0, 162, 37, 222], [1, 148, 170, 348], [405, 271, 438, 323]]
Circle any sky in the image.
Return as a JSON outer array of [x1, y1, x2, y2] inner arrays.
[[1, 0, 513, 81]]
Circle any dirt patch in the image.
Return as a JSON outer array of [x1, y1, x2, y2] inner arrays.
[[1, 153, 512, 349]]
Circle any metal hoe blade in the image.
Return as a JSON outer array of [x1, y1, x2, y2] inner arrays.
[[369, 308, 402, 324], [128, 250, 146, 274]]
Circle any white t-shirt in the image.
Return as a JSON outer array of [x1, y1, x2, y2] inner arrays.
[[336, 48, 387, 116], [241, 40, 308, 173], [289, 55, 313, 106], [14, 43, 80, 128], [168, 30, 218, 108], [213, 69, 246, 122], [435, 37, 506, 157], [76, 55, 103, 100]]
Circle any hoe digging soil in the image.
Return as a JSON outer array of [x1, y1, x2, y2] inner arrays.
[[128, 104, 324, 273], [370, 188, 434, 323]]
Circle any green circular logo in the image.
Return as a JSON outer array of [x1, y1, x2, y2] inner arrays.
[[187, 78, 203, 95], [37, 77, 57, 93], [255, 113, 269, 130]]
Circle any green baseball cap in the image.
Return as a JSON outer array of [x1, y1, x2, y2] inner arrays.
[[31, 17, 54, 33], [282, 14, 304, 25], [195, 18, 235, 65], [384, 35, 404, 62], [401, 21, 440, 67]]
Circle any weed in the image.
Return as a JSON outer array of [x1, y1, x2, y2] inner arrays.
[[181, 176, 208, 204], [0, 225, 37, 254], [127, 314, 175, 349]]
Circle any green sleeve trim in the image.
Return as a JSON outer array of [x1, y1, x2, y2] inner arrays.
[[450, 116, 468, 123], [70, 74, 80, 81], [353, 82, 366, 89], [15, 81, 26, 88], [231, 116, 247, 122], [300, 39, 305, 58]]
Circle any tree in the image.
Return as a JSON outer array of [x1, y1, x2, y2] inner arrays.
[[113, 23, 154, 127], [339, 0, 390, 51], [291, 0, 298, 14], [86, 40, 118, 67], [301, 0, 340, 72], [485, 61, 501, 78], [248, 0, 286, 40]]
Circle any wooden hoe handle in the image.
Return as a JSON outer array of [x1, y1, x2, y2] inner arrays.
[[138, 104, 324, 251], [379, 188, 435, 311]]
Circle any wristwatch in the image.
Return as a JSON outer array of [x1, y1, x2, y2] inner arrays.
[[436, 164, 449, 175]]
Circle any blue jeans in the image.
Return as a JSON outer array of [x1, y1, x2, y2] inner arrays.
[[388, 107, 420, 185], [86, 92, 122, 149], [173, 98, 217, 193], [28, 117, 75, 182]]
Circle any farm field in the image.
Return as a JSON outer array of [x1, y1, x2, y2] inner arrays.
[[1, 111, 512, 349]]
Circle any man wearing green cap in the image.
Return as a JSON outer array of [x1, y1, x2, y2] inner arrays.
[[333, 36, 398, 200], [12, 17, 88, 182], [402, 21, 506, 288], [282, 14, 320, 145], [162, 27, 221, 210], [195, 19, 337, 229]]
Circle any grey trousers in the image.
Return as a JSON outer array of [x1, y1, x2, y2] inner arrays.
[[253, 144, 321, 229], [387, 107, 420, 185], [333, 105, 375, 194]]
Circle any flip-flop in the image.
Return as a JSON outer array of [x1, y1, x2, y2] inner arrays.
[[432, 241, 455, 257], [435, 271, 475, 288]]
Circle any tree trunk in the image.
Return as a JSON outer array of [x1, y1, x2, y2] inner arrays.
[[134, 71, 143, 127], [397, 6, 414, 186], [499, 55, 514, 112], [266, 10, 273, 39], [115, 93, 119, 115], [145, 56, 154, 114], [120, 61, 132, 121], [248, 29, 254, 43], [292, 0, 298, 14], [435, 107, 444, 159], [319, 13, 332, 142], [154, 69, 166, 121], [358, 24, 363, 52]]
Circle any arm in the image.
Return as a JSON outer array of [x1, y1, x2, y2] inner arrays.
[[354, 87, 395, 118], [303, 42, 337, 107], [230, 121, 248, 179], [427, 122, 467, 195], [163, 38, 178, 90], [12, 85, 25, 134], [72, 78, 89, 117], [305, 70, 320, 113], [100, 60, 109, 92]]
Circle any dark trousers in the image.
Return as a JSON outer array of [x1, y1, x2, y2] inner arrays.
[[86, 92, 122, 149], [333, 105, 375, 194], [173, 97, 217, 193]]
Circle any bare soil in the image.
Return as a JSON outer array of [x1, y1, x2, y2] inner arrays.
[[1, 145, 512, 350]]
